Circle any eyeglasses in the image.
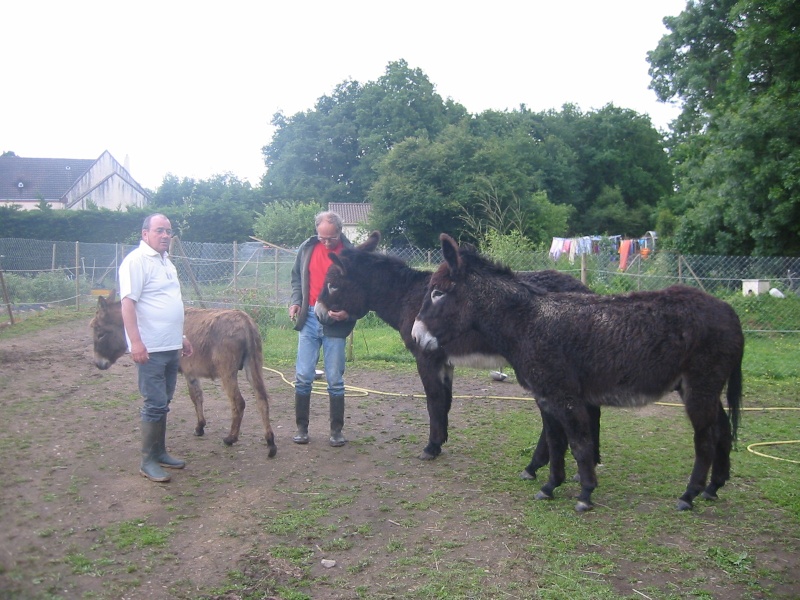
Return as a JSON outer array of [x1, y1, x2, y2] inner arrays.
[[151, 228, 173, 236], [317, 235, 340, 243]]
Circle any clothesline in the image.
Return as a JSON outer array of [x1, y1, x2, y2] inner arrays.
[[549, 232, 657, 269]]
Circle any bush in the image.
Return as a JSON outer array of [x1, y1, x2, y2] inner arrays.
[[2, 272, 91, 304]]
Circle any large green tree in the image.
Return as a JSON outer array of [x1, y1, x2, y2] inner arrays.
[[149, 173, 263, 242], [261, 60, 467, 207], [649, 0, 800, 255]]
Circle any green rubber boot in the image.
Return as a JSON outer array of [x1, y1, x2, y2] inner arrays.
[[155, 417, 185, 469], [293, 392, 311, 444], [140, 420, 170, 482], [329, 394, 346, 447]]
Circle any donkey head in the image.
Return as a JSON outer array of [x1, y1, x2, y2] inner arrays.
[[89, 291, 127, 370], [411, 234, 473, 352], [412, 233, 523, 352], [315, 231, 381, 321]]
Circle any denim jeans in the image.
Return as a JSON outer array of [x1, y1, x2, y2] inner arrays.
[[137, 350, 180, 422], [295, 306, 346, 397]]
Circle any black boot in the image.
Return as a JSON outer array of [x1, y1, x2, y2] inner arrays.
[[140, 420, 170, 482], [329, 393, 346, 447], [155, 417, 185, 469], [293, 392, 311, 444]]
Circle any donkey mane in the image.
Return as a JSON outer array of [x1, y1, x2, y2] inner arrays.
[[340, 246, 429, 290]]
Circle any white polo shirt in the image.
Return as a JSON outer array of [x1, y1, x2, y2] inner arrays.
[[118, 240, 184, 352]]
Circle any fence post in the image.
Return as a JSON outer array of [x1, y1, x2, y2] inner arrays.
[[580, 254, 587, 286], [678, 255, 683, 284], [51, 243, 56, 272], [0, 269, 14, 325], [75, 241, 80, 310], [274, 247, 279, 305], [233, 240, 238, 293], [115, 243, 119, 291]]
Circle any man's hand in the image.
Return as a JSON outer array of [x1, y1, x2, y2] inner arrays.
[[289, 304, 301, 322], [328, 309, 349, 321], [182, 337, 193, 358], [130, 340, 149, 364]]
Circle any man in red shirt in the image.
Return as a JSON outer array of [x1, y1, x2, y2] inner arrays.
[[289, 211, 356, 446]]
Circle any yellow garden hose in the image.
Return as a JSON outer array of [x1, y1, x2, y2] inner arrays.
[[262, 367, 799, 463]]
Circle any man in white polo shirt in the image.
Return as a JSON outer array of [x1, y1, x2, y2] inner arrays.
[[119, 213, 193, 483]]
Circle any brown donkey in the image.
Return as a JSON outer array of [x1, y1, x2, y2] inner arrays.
[[90, 292, 277, 457]]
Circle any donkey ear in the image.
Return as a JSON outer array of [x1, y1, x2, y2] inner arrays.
[[107, 289, 116, 302], [439, 234, 463, 274], [98, 295, 107, 309], [358, 231, 381, 252], [329, 252, 346, 275]]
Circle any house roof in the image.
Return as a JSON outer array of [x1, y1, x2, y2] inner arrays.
[[329, 202, 372, 225], [0, 156, 96, 201]]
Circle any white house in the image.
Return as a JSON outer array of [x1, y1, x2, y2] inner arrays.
[[328, 202, 372, 243], [0, 151, 149, 211]]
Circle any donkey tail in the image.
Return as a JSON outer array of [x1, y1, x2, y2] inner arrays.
[[726, 360, 743, 441]]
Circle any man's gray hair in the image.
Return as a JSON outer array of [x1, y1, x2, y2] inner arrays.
[[142, 213, 169, 230], [315, 211, 343, 232]]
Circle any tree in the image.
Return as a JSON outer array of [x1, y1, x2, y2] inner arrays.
[[253, 201, 324, 247], [368, 124, 479, 246], [648, 0, 800, 255], [260, 60, 468, 208]]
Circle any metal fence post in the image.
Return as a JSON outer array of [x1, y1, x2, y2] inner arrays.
[[233, 241, 238, 293], [75, 241, 80, 310]]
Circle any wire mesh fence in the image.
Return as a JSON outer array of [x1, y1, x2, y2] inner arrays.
[[1, 237, 799, 334]]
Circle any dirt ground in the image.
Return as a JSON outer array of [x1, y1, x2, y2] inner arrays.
[[0, 317, 798, 599], [0, 317, 544, 599]]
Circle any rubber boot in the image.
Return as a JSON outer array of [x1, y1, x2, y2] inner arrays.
[[140, 420, 170, 482], [155, 417, 185, 469], [329, 393, 346, 447], [293, 392, 311, 444]]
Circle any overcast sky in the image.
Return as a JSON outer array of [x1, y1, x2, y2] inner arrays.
[[3, 1, 687, 190]]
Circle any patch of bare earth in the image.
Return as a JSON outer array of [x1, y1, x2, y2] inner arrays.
[[1, 318, 798, 599]]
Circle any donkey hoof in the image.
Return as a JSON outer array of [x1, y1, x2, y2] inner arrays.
[[571, 473, 581, 483], [676, 499, 694, 511], [267, 444, 278, 458], [534, 491, 553, 501], [194, 427, 205, 437], [222, 436, 237, 446], [701, 490, 718, 501], [418, 450, 439, 461], [520, 470, 536, 480], [575, 501, 594, 513]]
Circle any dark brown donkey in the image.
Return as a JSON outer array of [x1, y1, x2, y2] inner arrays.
[[90, 292, 277, 457], [412, 234, 744, 512], [315, 231, 599, 476]]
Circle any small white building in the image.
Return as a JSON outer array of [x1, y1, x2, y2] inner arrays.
[[0, 151, 149, 211], [328, 202, 372, 243]]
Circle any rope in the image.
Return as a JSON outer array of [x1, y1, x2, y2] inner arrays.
[[262, 367, 798, 463]]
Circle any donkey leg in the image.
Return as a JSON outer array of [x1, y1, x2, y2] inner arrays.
[[563, 407, 600, 512], [220, 373, 246, 447], [417, 359, 452, 460], [703, 404, 732, 501], [588, 404, 602, 466], [245, 363, 277, 458], [569, 404, 602, 482], [535, 412, 568, 501], [678, 403, 718, 510], [521, 427, 550, 480], [186, 376, 206, 437]]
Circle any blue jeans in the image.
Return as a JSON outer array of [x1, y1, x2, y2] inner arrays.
[[295, 306, 346, 397], [137, 350, 180, 422]]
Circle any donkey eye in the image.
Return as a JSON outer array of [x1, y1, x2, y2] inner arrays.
[[431, 289, 445, 302], [327, 283, 338, 294]]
